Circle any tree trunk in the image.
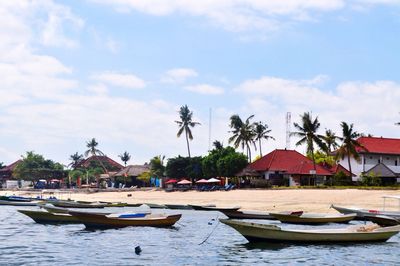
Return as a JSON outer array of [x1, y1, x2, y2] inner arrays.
[[185, 129, 191, 157], [93, 152, 108, 174], [347, 151, 352, 183], [310, 145, 316, 186], [259, 139, 262, 157], [247, 144, 252, 163]]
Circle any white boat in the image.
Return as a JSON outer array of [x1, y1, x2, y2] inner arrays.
[[332, 195, 400, 219], [0, 199, 40, 206], [220, 219, 400, 243], [269, 211, 356, 224], [331, 204, 400, 219], [219, 209, 275, 220]]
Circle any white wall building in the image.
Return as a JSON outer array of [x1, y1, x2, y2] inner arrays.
[[337, 137, 400, 184]]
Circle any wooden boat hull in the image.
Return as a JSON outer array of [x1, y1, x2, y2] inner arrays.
[[165, 204, 193, 210], [198, 206, 241, 212], [69, 211, 181, 229], [270, 212, 356, 224], [363, 214, 400, 227], [143, 203, 167, 209], [52, 201, 107, 208], [0, 200, 39, 206], [125, 203, 143, 207], [331, 205, 400, 219], [0, 196, 33, 202], [220, 210, 275, 220], [41, 204, 70, 214], [100, 202, 128, 207], [220, 219, 400, 243], [188, 204, 220, 211], [18, 210, 80, 224]]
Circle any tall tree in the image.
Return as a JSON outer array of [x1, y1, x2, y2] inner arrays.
[[291, 112, 326, 185], [202, 145, 247, 178], [14, 151, 66, 181], [228, 114, 256, 162], [150, 155, 165, 178], [175, 105, 201, 158], [119, 151, 131, 166], [68, 152, 84, 169], [254, 121, 275, 157], [322, 129, 339, 154], [84, 138, 107, 173], [336, 122, 366, 178]]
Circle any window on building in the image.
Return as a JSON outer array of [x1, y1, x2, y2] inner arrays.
[[395, 161, 398, 166], [378, 159, 381, 164]]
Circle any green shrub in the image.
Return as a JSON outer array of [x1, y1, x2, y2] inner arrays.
[[360, 172, 382, 186], [331, 171, 353, 186]]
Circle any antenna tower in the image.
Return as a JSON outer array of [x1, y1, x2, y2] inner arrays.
[[208, 108, 212, 150], [286, 112, 291, 149]]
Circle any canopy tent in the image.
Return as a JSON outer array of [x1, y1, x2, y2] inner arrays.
[[177, 179, 192, 185], [165, 179, 178, 184], [207, 178, 220, 183], [195, 179, 208, 184]]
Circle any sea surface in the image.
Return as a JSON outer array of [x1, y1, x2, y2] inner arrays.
[[0, 205, 399, 265]]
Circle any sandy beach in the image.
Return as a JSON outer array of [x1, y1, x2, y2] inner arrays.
[[2, 188, 400, 212]]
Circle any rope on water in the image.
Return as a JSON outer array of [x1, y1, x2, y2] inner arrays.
[[198, 216, 220, 245], [176, 222, 186, 227]]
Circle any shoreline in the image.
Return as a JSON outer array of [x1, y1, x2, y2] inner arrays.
[[1, 188, 400, 213]]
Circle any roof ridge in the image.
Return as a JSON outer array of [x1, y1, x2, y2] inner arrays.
[[266, 149, 277, 170], [358, 136, 400, 141]]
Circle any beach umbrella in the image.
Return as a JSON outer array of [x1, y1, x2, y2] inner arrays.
[[165, 179, 178, 184], [207, 178, 220, 183], [177, 179, 192, 185], [195, 179, 208, 184]]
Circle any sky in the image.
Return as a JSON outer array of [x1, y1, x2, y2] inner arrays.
[[1, 0, 400, 167]]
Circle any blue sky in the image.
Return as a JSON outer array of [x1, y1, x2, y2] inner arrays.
[[1, 0, 400, 166]]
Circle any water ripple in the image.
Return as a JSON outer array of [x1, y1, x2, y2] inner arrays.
[[0, 207, 400, 265]]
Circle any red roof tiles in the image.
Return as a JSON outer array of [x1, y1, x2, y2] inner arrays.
[[356, 136, 400, 155], [249, 149, 332, 175]]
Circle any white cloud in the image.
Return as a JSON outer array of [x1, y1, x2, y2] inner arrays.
[[236, 76, 400, 146], [161, 68, 198, 84], [0, 1, 84, 49], [87, 83, 109, 95], [38, 2, 84, 48], [90, 72, 146, 89], [106, 37, 119, 53], [184, 84, 224, 95], [89, 0, 345, 32]]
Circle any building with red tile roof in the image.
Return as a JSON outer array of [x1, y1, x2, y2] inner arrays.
[[0, 160, 22, 181], [337, 136, 400, 184], [76, 155, 123, 172], [247, 149, 332, 186]]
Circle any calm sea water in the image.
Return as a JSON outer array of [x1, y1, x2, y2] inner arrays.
[[0, 205, 399, 265]]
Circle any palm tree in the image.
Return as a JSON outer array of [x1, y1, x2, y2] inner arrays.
[[254, 121, 275, 157], [322, 129, 339, 154], [68, 152, 84, 169], [228, 114, 257, 162], [119, 151, 131, 166], [291, 112, 326, 185], [336, 122, 366, 178], [175, 105, 201, 157], [213, 140, 223, 150], [84, 138, 107, 173]]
